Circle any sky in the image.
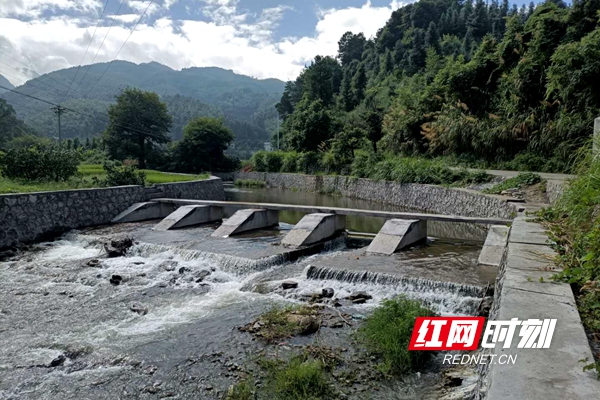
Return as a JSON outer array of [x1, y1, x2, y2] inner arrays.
[[0, 0, 533, 85]]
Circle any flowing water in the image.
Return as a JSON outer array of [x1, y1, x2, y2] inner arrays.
[[0, 186, 493, 399]]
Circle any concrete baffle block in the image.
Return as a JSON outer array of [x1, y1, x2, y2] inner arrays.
[[478, 225, 510, 267], [367, 219, 427, 255], [281, 213, 346, 248], [153, 205, 223, 231], [112, 202, 175, 223], [211, 209, 279, 237]]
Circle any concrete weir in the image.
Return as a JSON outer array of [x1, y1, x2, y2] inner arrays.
[[281, 213, 346, 248], [212, 209, 279, 238], [153, 205, 223, 231], [477, 225, 510, 267], [111, 201, 176, 223], [367, 219, 427, 255]]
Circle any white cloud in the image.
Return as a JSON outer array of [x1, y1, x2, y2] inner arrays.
[[0, 0, 101, 18], [0, 1, 407, 85]]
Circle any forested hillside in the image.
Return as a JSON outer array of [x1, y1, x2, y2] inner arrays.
[[0, 75, 14, 94], [276, 0, 600, 173], [0, 62, 283, 157]]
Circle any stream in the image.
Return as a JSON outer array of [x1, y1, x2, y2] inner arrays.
[[0, 186, 493, 399]]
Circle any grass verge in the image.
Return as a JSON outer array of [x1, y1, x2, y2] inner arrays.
[[356, 296, 435, 375], [0, 164, 208, 194]]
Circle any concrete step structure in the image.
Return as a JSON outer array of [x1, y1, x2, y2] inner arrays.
[[478, 225, 510, 267], [211, 209, 279, 238], [111, 202, 176, 223], [153, 205, 223, 231], [281, 213, 346, 248], [367, 219, 427, 255]]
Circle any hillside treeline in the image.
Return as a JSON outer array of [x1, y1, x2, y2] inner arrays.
[[276, 0, 600, 173]]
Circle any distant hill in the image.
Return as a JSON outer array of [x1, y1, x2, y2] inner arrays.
[[0, 75, 15, 94], [0, 61, 284, 156]]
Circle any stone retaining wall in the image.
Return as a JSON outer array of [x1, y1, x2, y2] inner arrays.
[[0, 177, 224, 250], [232, 172, 517, 219], [154, 176, 225, 200]]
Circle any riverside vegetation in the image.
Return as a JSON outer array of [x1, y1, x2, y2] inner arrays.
[[540, 153, 600, 367], [272, 0, 600, 174], [229, 297, 435, 399]]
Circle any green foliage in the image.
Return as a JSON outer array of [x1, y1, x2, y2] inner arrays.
[[234, 179, 266, 188], [104, 88, 172, 169], [171, 117, 235, 173], [272, 357, 331, 400], [540, 154, 600, 333], [357, 296, 435, 376], [483, 172, 542, 194], [224, 380, 255, 400], [0, 146, 81, 182], [103, 160, 146, 187], [275, 0, 600, 173]]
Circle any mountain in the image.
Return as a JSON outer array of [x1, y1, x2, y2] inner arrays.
[[0, 61, 284, 155], [0, 75, 15, 94]]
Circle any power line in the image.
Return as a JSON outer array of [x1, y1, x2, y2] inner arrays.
[[66, 0, 127, 102], [60, 0, 112, 103], [0, 59, 67, 100], [81, 0, 155, 99], [0, 50, 74, 93], [0, 83, 167, 139]]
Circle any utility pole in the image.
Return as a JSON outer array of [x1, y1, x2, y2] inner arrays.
[[51, 105, 67, 145]]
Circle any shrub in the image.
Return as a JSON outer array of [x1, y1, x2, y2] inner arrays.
[[103, 160, 146, 186], [265, 151, 285, 172], [251, 151, 268, 172], [281, 152, 300, 173], [357, 296, 434, 376], [0, 146, 81, 182], [296, 151, 321, 174]]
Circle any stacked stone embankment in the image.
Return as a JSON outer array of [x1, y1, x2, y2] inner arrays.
[[0, 177, 224, 250], [224, 172, 517, 220]]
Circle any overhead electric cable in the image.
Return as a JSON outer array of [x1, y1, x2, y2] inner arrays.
[[81, 0, 155, 98], [60, 0, 112, 102]]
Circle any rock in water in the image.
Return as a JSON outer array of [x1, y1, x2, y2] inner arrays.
[[104, 237, 134, 257], [281, 280, 298, 289], [130, 303, 149, 316], [322, 288, 334, 298], [347, 291, 372, 301]]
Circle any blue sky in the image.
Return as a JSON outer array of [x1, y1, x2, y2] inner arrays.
[[0, 0, 536, 85]]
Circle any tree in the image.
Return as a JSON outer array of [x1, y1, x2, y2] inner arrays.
[[338, 32, 367, 66], [283, 97, 332, 152], [364, 104, 384, 153], [425, 22, 442, 53], [352, 64, 368, 105], [0, 99, 34, 148], [104, 88, 172, 169], [173, 117, 234, 173], [303, 56, 342, 107]]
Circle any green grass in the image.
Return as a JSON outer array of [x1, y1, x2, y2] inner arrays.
[[224, 380, 255, 400], [356, 296, 434, 376], [252, 305, 318, 343], [257, 355, 332, 400], [0, 164, 208, 194], [234, 179, 267, 188], [482, 172, 542, 194]]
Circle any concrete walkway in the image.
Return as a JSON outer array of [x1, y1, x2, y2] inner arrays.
[[482, 211, 600, 399], [457, 168, 576, 181]]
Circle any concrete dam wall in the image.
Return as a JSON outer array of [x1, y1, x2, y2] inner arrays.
[[0, 177, 224, 250]]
